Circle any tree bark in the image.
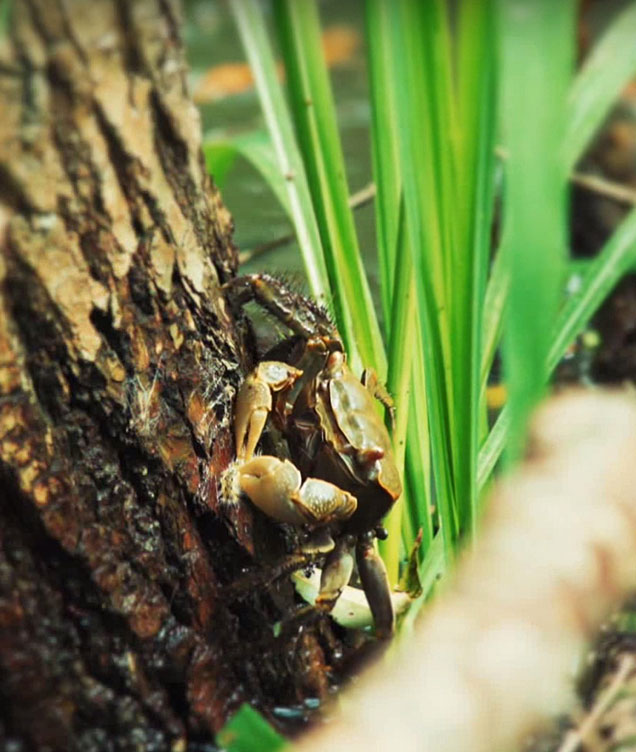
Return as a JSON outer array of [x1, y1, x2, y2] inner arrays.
[[0, 2, 339, 749]]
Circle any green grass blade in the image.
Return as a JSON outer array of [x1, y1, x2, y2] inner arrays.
[[0, 1, 12, 39], [479, 209, 636, 490], [404, 335, 433, 552], [229, 0, 330, 306], [217, 704, 287, 752], [477, 405, 510, 494], [203, 131, 292, 215], [364, 0, 402, 323], [564, 2, 636, 171], [451, 0, 497, 533], [480, 244, 509, 397], [272, 0, 386, 377], [548, 207, 636, 371], [398, 532, 445, 640], [388, 0, 458, 562], [499, 0, 575, 463], [378, 208, 417, 581], [365, 0, 430, 579], [386, 0, 496, 551]]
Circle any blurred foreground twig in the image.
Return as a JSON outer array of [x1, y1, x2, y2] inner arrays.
[[557, 654, 635, 752], [299, 391, 636, 752]]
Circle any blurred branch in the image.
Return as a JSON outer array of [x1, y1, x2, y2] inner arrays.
[[571, 171, 636, 206], [557, 654, 635, 752]]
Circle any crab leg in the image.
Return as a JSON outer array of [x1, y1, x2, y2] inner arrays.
[[356, 534, 395, 639], [315, 536, 356, 614], [362, 368, 396, 429], [225, 274, 339, 347]]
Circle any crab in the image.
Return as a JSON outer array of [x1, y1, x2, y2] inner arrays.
[[223, 274, 402, 638]]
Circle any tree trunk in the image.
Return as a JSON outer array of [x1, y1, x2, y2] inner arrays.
[[0, 2, 339, 749]]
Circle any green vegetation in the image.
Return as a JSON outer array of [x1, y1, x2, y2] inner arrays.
[[205, 0, 636, 610], [217, 704, 287, 752]]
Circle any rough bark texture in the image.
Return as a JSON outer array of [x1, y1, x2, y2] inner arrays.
[[0, 2, 340, 750]]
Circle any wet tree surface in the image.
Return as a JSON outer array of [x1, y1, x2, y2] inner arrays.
[[0, 2, 343, 749]]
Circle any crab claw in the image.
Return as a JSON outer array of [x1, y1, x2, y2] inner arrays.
[[235, 362, 302, 461], [238, 455, 357, 527]]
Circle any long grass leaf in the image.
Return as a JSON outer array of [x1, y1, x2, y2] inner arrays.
[[272, 0, 386, 377], [452, 0, 497, 533], [480, 245, 509, 398], [203, 132, 292, 215], [364, 0, 402, 323], [365, 0, 429, 580], [404, 335, 433, 552], [564, 2, 636, 171], [548, 207, 636, 371], [389, 0, 457, 562], [477, 405, 510, 493], [499, 0, 575, 463], [229, 0, 330, 305], [479, 208, 636, 490], [378, 207, 417, 581]]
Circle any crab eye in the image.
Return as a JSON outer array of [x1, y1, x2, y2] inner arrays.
[[374, 525, 389, 541]]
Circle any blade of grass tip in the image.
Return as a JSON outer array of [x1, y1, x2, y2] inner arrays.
[[272, 0, 386, 378], [202, 140, 238, 192], [229, 0, 330, 306], [564, 2, 636, 172], [499, 0, 575, 464]]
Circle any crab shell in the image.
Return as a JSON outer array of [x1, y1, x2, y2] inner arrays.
[[292, 350, 402, 534]]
